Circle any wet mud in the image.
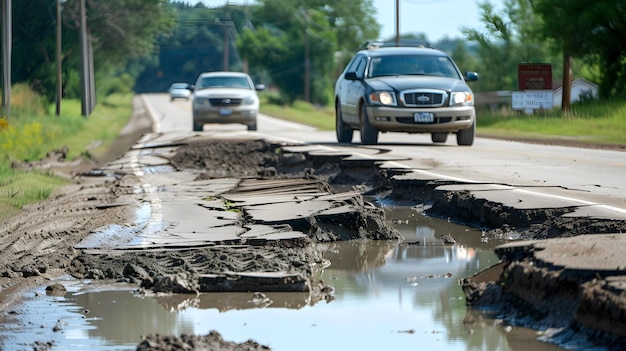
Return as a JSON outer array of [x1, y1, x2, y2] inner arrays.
[[136, 331, 271, 351], [1, 129, 626, 349]]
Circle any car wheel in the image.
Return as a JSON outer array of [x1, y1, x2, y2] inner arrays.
[[431, 132, 448, 143], [335, 102, 353, 143], [192, 118, 203, 132], [456, 120, 475, 146], [247, 121, 257, 131], [359, 104, 378, 145]]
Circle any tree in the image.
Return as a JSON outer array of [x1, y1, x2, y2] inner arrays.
[[237, 0, 380, 105], [134, 2, 246, 93], [461, 0, 559, 93], [532, 0, 626, 99], [3, 0, 175, 103]]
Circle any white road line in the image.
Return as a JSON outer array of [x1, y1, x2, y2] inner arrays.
[[257, 137, 626, 215], [141, 94, 161, 133]]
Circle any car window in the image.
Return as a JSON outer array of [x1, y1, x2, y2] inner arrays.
[[346, 54, 367, 79], [171, 83, 188, 89], [369, 55, 461, 79], [354, 56, 367, 79], [198, 76, 252, 89], [345, 55, 361, 72]]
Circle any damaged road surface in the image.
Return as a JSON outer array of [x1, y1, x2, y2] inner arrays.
[[71, 136, 401, 296], [1, 95, 626, 350]]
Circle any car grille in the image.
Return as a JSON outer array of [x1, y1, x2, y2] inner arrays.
[[402, 91, 445, 107], [209, 98, 242, 107]]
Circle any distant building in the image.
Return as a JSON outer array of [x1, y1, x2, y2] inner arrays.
[[475, 78, 599, 112], [553, 78, 599, 106]]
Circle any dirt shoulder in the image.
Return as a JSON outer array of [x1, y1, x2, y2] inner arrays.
[[0, 96, 155, 323]]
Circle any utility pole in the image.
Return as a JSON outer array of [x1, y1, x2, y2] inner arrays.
[[561, 52, 572, 113], [1, 0, 11, 121], [56, 0, 63, 116], [79, 0, 95, 116], [298, 6, 310, 102], [215, 19, 234, 71], [304, 29, 310, 102], [221, 1, 231, 71], [395, 0, 400, 46]]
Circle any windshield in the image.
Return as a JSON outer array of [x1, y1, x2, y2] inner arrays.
[[197, 76, 252, 90], [369, 55, 461, 79], [170, 83, 189, 89]]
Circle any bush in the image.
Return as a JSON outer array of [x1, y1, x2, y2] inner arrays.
[[3, 83, 47, 117]]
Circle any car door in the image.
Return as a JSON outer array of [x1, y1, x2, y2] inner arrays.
[[341, 55, 368, 124]]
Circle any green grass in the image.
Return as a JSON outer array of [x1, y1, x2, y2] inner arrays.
[[0, 170, 66, 212], [0, 92, 134, 219], [476, 99, 626, 146], [260, 95, 335, 130]]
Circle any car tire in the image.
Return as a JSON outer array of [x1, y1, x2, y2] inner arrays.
[[336, 103, 353, 143], [456, 120, 475, 146], [431, 132, 448, 143], [192, 119, 203, 132], [247, 121, 257, 131], [359, 104, 379, 145]]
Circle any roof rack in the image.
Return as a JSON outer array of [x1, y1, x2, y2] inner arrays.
[[362, 40, 433, 50]]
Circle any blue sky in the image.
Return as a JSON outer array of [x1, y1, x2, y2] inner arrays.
[[374, 0, 503, 41], [185, 0, 504, 41]]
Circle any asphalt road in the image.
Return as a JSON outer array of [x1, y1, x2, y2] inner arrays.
[[142, 93, 626, 221]]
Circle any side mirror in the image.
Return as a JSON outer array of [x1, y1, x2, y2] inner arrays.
[[344, 71, 358, 81], [188, 85, 195, 91], [465, 72, 479, 81], [255, 84, 266, 91]]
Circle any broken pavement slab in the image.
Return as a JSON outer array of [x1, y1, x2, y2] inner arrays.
[[496, 233, 626, 273], [463, 234, 626, 349]]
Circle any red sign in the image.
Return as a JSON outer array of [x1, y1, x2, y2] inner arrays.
[[518, 63, 552, 90]]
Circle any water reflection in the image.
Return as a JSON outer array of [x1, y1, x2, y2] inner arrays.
[[0, 207, 566, 351], [151, 291, 314, 312]]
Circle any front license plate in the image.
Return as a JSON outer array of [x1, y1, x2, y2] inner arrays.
[[414, 112, 434, 123], [220, 108, 232, 116]]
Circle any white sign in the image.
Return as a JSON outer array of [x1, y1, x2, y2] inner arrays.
[[512, 90, 553, 110]]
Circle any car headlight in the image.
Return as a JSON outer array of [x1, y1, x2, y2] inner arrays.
[[192, 96, 208, 105], [242, 95, 258, 105], [369, 91, 397, 106], [450, 92, 474, 106]]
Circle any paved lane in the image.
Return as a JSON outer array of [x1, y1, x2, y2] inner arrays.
[[142, 93, 626, 219]]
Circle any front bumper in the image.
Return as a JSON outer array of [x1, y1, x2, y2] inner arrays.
[[366, 105, 475, 133], [192, 106, 258, 125]]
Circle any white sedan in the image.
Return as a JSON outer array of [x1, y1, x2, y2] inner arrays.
[[191, 71, 265, 131], [168, 83, 192, 101]]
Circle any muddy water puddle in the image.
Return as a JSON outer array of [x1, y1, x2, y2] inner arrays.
[[1, 207, 565, 351]]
